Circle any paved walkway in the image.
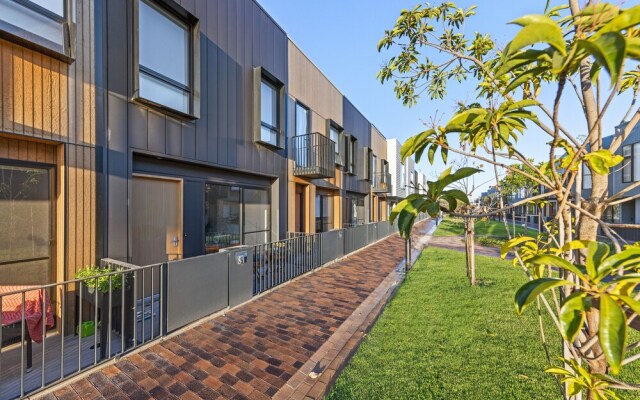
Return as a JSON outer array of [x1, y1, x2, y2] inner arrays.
[[427, 235, 507, 258], [41, 220, 433, 400]]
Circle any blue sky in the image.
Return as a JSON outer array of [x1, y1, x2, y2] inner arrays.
[[258, 0, 634, 193]]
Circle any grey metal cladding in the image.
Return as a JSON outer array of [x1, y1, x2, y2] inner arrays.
[[104, 0, 288, 172]]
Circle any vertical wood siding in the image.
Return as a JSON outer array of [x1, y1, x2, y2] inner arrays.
[[0, 0, 97, 279]]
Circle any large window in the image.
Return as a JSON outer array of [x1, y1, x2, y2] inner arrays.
[[204, 184, 271, 253], [243, 188, 270, 246], [260, 79, 280, 145], [347, 136, 357, 175], [295, 102, 310, 137], [329, 124, 343, 165], [623, 145, 633, 183], [372, 154, 377, 185], [0, 0, 71, 59], [204, 185, 241, 253], [0, 163, 53, 285], [345, 195, 365, 226], [136, 0, 198, 116], [254, 67, 284, 148], [315, 192, 334, 233]]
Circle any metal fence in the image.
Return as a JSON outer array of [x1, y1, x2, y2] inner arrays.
[[252, 233, 322, 295], [1, 216, 426, 399], [0, 261, 163, 400]]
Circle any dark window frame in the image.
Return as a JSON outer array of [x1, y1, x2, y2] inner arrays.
[[346, 135, 357, 176], [327, 120, 344, 166], [204, 182, 272, 249], [0, 0, 74, 62], [132, 0, 200, 120], [0, 158, 57, 280], [294, 101, 311, 137], [253, 66, 286, 150], [623, 144, 633, 183]]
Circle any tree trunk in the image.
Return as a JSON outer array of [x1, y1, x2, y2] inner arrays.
[[469, 219, 476, 286]]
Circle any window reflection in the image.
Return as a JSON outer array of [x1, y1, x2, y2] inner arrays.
[[204, 185, 241, 253], [204, 184, 271, 252], [0, 164, 52, 285]]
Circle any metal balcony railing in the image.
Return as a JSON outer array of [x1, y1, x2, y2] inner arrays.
[[291, 133, 336, 179], [372, 172, 392, 193]]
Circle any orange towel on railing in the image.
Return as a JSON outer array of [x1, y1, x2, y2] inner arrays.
[[1, 286, 54, 343]]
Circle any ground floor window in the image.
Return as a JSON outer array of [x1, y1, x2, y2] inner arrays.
[[204, 184, 270, 252], [315, 192, 334, 233], [0, 163, 53, 285], [345, 194, 365, 226]]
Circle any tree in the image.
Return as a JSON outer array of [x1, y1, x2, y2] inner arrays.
[[382, 2, 640, 399], [500, 161, 553, 233]]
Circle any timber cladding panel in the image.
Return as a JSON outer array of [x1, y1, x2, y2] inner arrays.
[[371, 125, 387, 161], [0, 0, 98, 280], [288, 40, 343, 127]]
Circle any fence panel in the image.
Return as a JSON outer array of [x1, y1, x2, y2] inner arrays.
[[227, 247, 254, 308], [377, 221, 390, 240], [252, 234, 322, 296], [320, 230, 345, 264], [166, 253, 229, 333], [345, 224, 369, 254], [0, 261, 163, 400], [368, 224, 377, 245]]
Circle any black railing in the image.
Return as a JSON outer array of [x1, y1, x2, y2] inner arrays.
[[1, 216, 429, 399], [373, 172, 392, 193], [291, 133, 336, 179]]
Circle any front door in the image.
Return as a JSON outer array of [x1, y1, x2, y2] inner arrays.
[[0, 163, 54, 285], [132, 176, 183, 266], [295, 184, 305, 233]]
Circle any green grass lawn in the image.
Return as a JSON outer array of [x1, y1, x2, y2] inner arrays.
[[434, 217, 537, 238], [327, 247, 563, 400]]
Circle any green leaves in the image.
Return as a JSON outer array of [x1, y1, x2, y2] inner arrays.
[[389, 167, 480, 237], [500, 236, 535, 259], [599, 294, 627, 375], [583, 149, 624, 175], [514, 278, 573, 315], [578, 33, 626, 86], [506, 15, 566, 57], [560, 292, 589, 343]]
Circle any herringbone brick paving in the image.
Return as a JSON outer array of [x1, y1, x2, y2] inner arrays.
[[41, 228, 418, 400]]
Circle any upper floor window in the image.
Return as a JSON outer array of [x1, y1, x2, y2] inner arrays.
[[329, 122, 344, 165], [364, 147, 373, 181], [623, 145, 633, 183], [372, 154, 377, 184], [295, 102, 310, 137], [0, 0, 72, 61], [253, 67, 285, 148], [135, 0, 199, 117], [347, 136, 357, 175]]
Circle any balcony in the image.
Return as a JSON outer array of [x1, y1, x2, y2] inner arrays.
[[372, 172, 392, 193], [291, 133, 336, 179]]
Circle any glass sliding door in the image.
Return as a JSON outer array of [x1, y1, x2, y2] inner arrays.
[[315, 192, 333, 233], [204, 184, 241, 253], [243, 188, 270, 245], [204, 184, 271, 252], [0, 163, 53, 285]]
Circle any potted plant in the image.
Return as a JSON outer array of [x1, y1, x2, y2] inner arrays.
[[75, 265, 128, 358]]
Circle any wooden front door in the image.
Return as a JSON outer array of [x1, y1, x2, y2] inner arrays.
[[294, 184, 305, 233], [132, 176, 183, 266]]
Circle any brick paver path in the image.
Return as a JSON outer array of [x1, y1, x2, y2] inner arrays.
[[43, 223, 429, 400]]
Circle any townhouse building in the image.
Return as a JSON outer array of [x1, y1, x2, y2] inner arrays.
[[0, 0, 97, 288], [0, 3, 429, 396], [584, 125, 640, 229]]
